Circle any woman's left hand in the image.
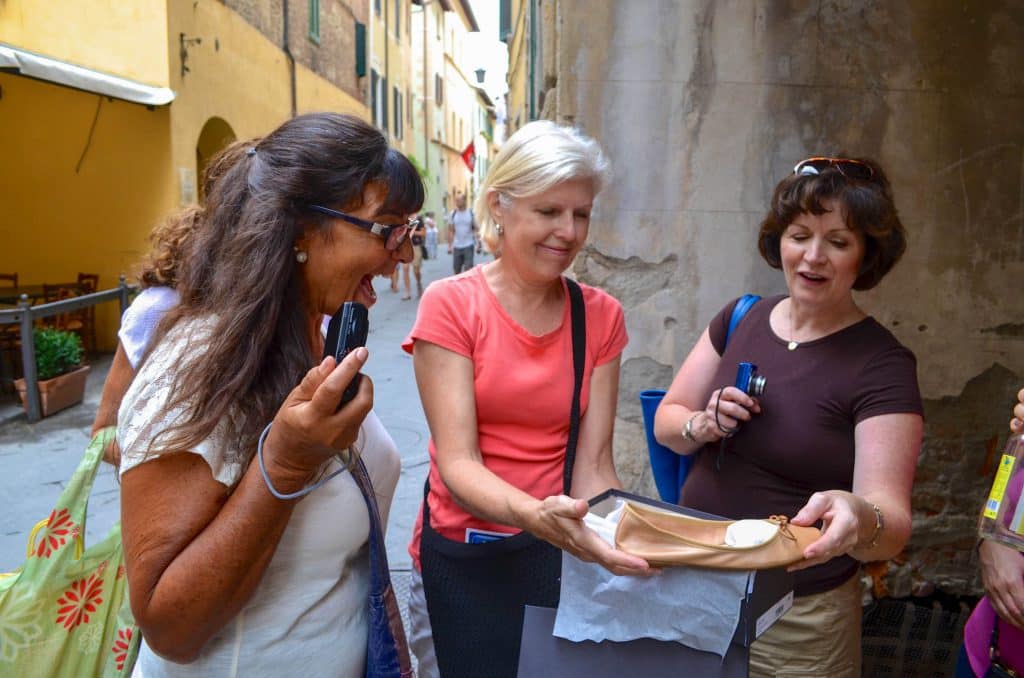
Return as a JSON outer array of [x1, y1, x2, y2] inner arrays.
[[528, 495, 655, 577], [787, 490, 868, 571], [1011, 386, 1024, 434], [979, 538, 1024, 631]]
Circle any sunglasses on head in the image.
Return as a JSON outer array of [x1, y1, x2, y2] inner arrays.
[[308, 204, 419, 251], [793, 157, 875, 182]]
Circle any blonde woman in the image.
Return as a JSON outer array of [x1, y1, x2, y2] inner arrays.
[[402, 121, 651, 678]]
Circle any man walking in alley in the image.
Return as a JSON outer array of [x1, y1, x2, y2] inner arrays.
[[447, 193, 477, 275]]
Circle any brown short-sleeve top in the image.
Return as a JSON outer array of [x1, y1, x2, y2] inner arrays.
[[680, 295, 923, 596]]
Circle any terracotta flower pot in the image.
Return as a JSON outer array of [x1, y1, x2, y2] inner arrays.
[[15, 365, 91, 418]]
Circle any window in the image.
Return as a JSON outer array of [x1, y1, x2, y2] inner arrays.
[[434, 73, 443, 106], [393, 86, 403, 140], [499, 0, 512, 43], [374, 0, 381, 17], [407, 87, 414, 125], [381, 77, 389, 133], [308, 0, 320, 44], [394, 0, 401, 37], [355, 22, 367, 76]]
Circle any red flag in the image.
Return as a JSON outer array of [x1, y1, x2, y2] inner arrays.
[[461, 141, 476, 171]]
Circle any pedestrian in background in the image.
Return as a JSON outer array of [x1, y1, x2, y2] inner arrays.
[[403, 120, 652, 678], [117, 113, 421, 676], [400, 215, 427, 299], [655, 156, 922, 677], [447, 193, 477, 274], [424, 211, 438, 260]]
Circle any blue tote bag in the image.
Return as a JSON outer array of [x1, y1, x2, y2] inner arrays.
[[641, 294, 760, 504]]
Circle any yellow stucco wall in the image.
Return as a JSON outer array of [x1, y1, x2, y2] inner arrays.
[[504, 0, 529, 134], [0, 0, 169, 86], [297, 68, 369, 119], [167, 0, 371, 206], [370, 0, 414, 156], [0, 72, 175, 348], [0, 0, 371, 352]]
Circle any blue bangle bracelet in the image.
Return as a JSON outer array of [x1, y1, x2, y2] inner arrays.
[[256, 422, 346, 500]]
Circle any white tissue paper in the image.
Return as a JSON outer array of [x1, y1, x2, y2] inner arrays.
[[555, 500, 750, 659]]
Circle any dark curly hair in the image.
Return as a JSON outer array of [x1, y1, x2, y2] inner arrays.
[[757, 157, 906, 291], [139, 139, 258, 289]]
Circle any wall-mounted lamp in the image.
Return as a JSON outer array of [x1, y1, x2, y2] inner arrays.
[[180, 33, 203, 78], [474, 68, 486, 84]]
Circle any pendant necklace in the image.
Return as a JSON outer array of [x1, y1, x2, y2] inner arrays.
[[787, 303, 799, 351]]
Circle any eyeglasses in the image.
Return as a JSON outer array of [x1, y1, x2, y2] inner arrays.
[[793, 157, 875, 182], [308, 204, 419, 251]]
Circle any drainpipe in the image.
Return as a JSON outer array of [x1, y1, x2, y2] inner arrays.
[[423, 2, 430, 173], [283, 0, 297, 117], [528, 0, 536, 121]]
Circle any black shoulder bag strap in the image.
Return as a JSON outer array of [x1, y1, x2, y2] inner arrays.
[[562, 277, 586, 492]]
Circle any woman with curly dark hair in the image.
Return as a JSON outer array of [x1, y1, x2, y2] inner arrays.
[[116, 113, 422, 675], [655, 157, 923, 676]]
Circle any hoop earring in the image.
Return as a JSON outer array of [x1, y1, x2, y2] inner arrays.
[[295, 249, 308, 264]]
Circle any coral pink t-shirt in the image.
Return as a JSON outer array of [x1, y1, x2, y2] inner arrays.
[[402, 266, 628, 568]]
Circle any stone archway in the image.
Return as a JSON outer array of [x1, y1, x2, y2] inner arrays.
[[195, 117, 236, 202]]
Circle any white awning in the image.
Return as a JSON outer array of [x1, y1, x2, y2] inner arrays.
[[0, 44, 175, 106]]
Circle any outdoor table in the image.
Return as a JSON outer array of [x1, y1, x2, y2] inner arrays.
[[0, 283, 82, 305]]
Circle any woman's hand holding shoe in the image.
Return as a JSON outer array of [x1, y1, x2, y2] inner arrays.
[[524, 495, 655, 577], [787, 490, 872, 571], [261, 348, 373, 494]]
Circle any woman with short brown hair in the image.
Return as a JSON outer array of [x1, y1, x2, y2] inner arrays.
[[655, 156, 923, 677]]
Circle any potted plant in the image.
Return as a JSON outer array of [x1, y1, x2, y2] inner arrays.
[[14, 327, 90, 417]]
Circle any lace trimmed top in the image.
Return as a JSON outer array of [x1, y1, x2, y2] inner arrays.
[[117, 315, 244, 486]]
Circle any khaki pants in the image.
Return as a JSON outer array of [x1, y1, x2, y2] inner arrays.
[[749, 574, 862, 678]]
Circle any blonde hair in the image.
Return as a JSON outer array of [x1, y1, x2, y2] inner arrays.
[[475, 120, 610, 253]]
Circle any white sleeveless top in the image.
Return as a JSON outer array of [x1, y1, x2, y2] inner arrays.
[[117, 317, 400, 677]]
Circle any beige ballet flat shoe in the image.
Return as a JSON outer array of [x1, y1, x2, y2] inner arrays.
[[614, 501, 820, 570]]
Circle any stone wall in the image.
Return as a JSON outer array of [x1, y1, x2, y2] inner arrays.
[[546, 0, 1024, 596]]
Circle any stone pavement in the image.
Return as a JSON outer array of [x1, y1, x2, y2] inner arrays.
[[0, 250, 485, 642]]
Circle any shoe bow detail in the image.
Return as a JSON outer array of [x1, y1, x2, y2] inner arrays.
[[768, 515, 795, 541]]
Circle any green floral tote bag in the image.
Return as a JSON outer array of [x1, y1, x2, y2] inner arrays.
[[0, 427, 140, 677]]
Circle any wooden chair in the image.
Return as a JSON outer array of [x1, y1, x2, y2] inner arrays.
[[0, 315, 21, 386], [76, 273, 99, 292], [0, 273, 17, 287], [41, 285, 91, 352], [75, 273, 99, 351]]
